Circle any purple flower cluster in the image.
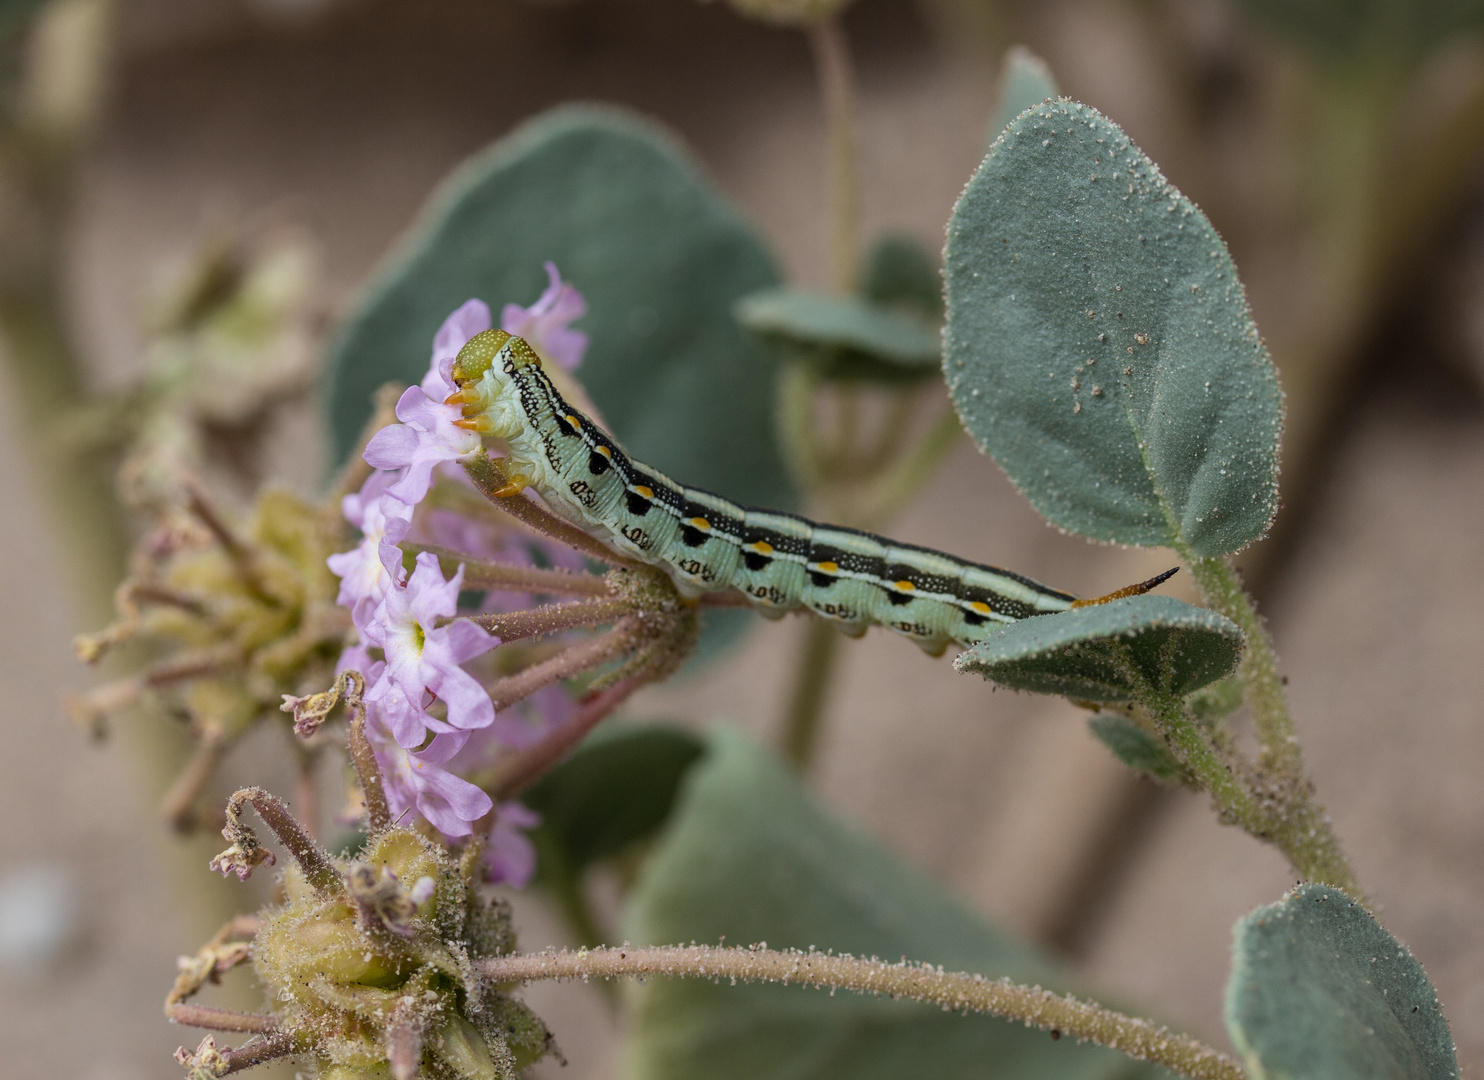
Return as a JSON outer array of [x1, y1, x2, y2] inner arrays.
[[327, 269, 589, 884]]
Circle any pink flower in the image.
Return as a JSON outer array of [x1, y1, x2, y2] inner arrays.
[[501, 262, 588, 371], [363, 385, 482, 507], [368, 724, 494, 839], [483, 801, 540, 887], [423, 298, 492, 400], [327, 474, 413, 630], [361, 552, 498, 748]]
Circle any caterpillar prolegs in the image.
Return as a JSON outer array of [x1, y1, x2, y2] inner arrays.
[[446, 329, 1172, 656]]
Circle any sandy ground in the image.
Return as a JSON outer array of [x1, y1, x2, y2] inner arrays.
[[1, 1, 1480, 1076]]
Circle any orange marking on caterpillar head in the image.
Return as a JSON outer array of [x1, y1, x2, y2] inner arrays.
[[1070, 566, 1179, 608]]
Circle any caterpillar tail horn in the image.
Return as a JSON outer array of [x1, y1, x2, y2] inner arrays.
[[1070, 566, 1179, 609]]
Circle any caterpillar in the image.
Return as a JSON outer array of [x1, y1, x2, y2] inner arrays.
[[446, 328, 1171, 656]]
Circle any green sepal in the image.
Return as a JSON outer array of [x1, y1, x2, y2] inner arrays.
[[735, 287, 941, 383], [1226, 883, 1460, 1080], [622, 729, 1166, 1080], [1087, 712, 1194, 785], [954, 594, 1244, 702], [945, 100, 1282, 556]]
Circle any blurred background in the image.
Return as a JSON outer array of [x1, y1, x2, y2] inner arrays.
[[1, 0, 1482, 1076]]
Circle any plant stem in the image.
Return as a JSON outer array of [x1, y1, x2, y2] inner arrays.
[[484, 620, 644, 711], [809, 18, 859, 292], [1180, 552, 1363, 899], [855, 403, 964, 528], [482, 676, 648, 800], [477, 945, 1243, 1080], [448, 597, 635, 643], [340, 672, 392, 833], [781, 617, 842, 769], [1136, 686, 1266, 836], [226, 787, 340, 896], [404, 542, 613, 597], [165, 1003, 278, 1034]]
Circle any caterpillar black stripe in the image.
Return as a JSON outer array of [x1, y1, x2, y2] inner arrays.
[[446, 329, 1171, 656]]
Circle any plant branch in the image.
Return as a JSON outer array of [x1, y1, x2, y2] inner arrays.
[[222, 787, 340, 896], [1181, 552, 1363, 899], [403, 541, 613, 597], [446, 597, 635, 643], [781, 617, 842, 770], [221, 1032, 297, 1075], [339, 671, 391, 834], [476, 945, 1243, 1080], [855, 403, 964, 528], [165, 1003, 279, 1034], [810, 18, 859, 292], [482, 676, 648, 800], [484, 619, 644, 712]]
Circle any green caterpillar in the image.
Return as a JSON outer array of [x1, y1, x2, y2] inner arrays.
[[447, 329, 1169, 655]]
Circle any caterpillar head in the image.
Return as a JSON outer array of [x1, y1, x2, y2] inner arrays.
[[450, 328, 515, 387]]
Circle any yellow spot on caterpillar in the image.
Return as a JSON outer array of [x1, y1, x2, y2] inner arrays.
[[690, 517, 710, 530], [816, 561, 838, 574], [895, 580, 915, 591], [751, 541, 773, 555], [969, 601, 992, 614], [634, 485, 654, 499], [566, 415, 580, 428], [596, 445, 612, 458]]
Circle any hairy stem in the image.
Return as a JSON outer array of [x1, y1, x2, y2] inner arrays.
[[781, 617, 842, 770], [340, 671, 391, 833], [1181, 553, 1362, 899], [484, 620, 643, 711], [476, 946, 1243, 1080], [482, 676, 648, 800], [810, 18, 858, 292], [227, 787, 340, 896], [161, 725, 228, 833], [449, 597, 635, 643], [165, 1003, 279, 1034], [404, 541, 613, 597], [221, 1032, 297, 1075]]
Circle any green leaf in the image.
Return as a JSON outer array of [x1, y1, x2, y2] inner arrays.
[[522, 724, 706, 876], [954, 595, 1244, 702], [989, 46, 1059, 143], [1087, 713, 1193, 785], [736, 286, 941, 383], [324, 104, 794, 511], [944, 100, 1282, 557], [1226, 883, 1460, 1080], [861, 234, 943, 321], [622, 730, 1164, 1080]]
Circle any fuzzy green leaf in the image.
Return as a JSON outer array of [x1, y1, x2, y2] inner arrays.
[[1087, 713, 1193, 785], [1226, 883, 1460, 1080], [989, 46, 1059, 143], [622, 730, 1163, 1080], [954, 595, 1244, 702], [944, 100, 1282, 556], [324, 104, 793, 511], [736, 287, 941, 383]]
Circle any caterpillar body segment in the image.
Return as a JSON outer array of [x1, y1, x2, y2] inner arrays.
[[450, 328, 1079, 653]]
